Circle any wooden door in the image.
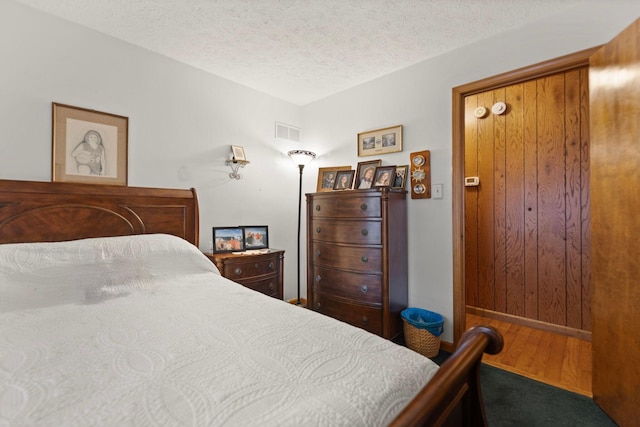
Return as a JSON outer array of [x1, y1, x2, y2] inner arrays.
[[590, 17, 640, 426], [464, 70, 591, 333]]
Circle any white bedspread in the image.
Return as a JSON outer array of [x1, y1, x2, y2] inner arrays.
[[0, 234, 438, 426]]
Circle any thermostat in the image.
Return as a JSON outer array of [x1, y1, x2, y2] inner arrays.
[[465, 176, 480, 187]]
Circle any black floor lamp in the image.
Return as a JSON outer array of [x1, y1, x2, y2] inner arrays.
[[287, 149, 316, 305]]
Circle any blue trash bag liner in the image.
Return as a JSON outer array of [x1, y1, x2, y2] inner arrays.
[[401, 308, 444, 337]]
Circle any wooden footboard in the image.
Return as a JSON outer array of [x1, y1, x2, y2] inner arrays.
[[390, 325, 504, 427]]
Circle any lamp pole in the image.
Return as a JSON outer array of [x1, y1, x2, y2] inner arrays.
[[287, 149, 316, 306], [296, 163, 304, 305]]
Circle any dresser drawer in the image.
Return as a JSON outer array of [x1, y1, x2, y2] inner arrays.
[[239, 275, 280, 298], [313, 292, 383, 335], [204, 250, 284, 300], [310, 195, 381, 218], [311, 219, 381, 245], [312, 266, 382, 304], [311, 242, 382, 272], [221, 258, 278, 280]]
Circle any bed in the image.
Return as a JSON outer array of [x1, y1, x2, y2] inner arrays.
[[0, 179, 503, 426]]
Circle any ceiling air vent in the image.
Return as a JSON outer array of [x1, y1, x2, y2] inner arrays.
[[275, 122, 301, 143]]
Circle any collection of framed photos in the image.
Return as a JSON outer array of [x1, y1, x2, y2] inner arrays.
[[317, 160, 409, 192], [212, 225, 269, 253]]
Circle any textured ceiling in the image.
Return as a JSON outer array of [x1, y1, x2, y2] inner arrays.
[[14, 0, 583, 105]]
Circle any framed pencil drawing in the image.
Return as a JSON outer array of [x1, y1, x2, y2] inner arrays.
[[52, 103, 128, 186], [357, 125, 402, 157]]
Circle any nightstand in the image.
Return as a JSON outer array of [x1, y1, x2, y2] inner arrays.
[[203, 250, 284, 299]]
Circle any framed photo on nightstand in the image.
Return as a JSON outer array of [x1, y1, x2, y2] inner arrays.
[[241, 225, 268, 250], [212, 227, 245, 253]]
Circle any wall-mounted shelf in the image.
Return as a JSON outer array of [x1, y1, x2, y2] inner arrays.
[[226, 159, 250, 180]]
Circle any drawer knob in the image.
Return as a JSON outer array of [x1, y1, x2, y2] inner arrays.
[[316, 250, 321, 257], [316, 302, 321, 309], [315, 275, 322, 282], [315, 205, 321, 211], [254, 263, 259, 269], [234, 267, 242, 275], [362, 316, 369, 325], [361, 256, 368, 263], [268, 262, 275, 270], [360, 203, 368, 211], [361, 229, 368, 236], [360, 285, 368, 293], [316, 227, 322, 234], [268, 282, 274, 290]]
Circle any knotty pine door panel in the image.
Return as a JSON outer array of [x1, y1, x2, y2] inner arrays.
[[465, 68, 591, 331]]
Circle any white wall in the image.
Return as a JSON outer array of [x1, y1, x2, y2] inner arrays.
[[0, 0, 304, 301], [301, 1, 640, 341], [2, 0, 640, 342]]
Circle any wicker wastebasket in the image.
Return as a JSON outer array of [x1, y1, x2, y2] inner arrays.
[[401, 308, 444, 358]]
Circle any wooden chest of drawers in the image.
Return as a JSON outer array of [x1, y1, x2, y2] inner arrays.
[[204, 250, 284, 299], [306, 188, 407, 339]]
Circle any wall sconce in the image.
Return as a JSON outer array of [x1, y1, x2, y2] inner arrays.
[[225, 145, 249, 180], [287, 149, 317, 305]]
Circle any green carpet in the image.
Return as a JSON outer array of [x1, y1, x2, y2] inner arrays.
[[431, 350, 616, 426]]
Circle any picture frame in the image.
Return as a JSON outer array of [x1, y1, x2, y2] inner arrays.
[[52, 102, 128, 185], [392, 165, 409, 189], [212, 227, 245, 253], [231, 145, 246, 161], [316, 166, 352, 192], [373, 166, 397, 188], [332, 170, 355, 190], [354, 160, 381, 189], [357, 124, 403, 157], [241, 225, 269, 250]]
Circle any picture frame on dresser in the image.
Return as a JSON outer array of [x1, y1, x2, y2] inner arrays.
[[317, 166, 352, 192], [354, 160, 381, 189], [332, 170, 355, 190], [212, 227, 245, 253], [52, 102, 128, 186], [392, 165, 409, 189], [373, 166, 396, 187], [241, 225, 269, 250]]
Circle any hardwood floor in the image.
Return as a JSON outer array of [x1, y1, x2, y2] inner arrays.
[[466, 313, 592, 397]]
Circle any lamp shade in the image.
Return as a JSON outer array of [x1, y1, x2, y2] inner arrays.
[[287, 150, 316, 166]]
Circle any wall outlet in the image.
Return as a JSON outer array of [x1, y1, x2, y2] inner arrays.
[[433, 184, 443, 199]]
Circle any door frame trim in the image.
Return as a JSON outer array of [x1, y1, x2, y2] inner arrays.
[[451, 46, 600, 345]]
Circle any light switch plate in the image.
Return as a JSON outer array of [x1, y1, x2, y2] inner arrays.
[[433, 184, 443, 199]]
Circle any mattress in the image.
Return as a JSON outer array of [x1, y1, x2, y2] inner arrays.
[[0, 234, 438, 426]]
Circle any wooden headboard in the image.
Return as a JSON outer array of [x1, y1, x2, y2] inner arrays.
[[0, 179, 199, 246]]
